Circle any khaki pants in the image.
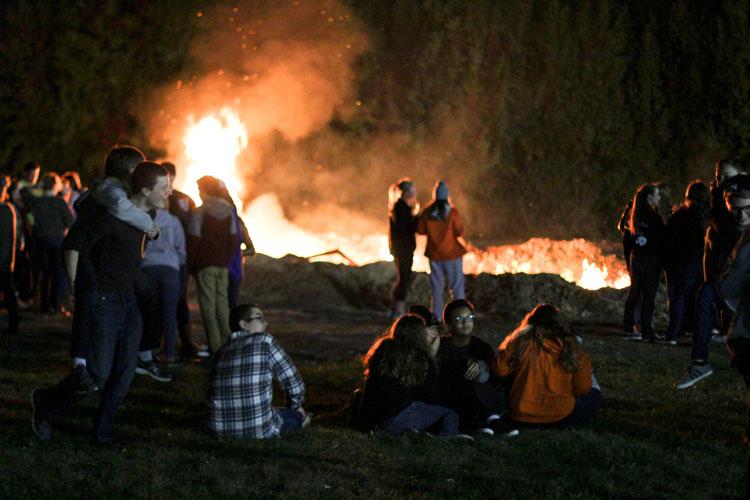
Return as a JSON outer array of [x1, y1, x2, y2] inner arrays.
[[196, 266, 230, 353]]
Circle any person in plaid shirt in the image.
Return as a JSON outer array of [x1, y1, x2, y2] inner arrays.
[[206, 303, 307, 438]]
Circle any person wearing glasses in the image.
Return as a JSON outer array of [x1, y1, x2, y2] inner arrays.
[[496, 304, 600, 428], [436, 299, 506, 436], [206, 303, 308, 439]]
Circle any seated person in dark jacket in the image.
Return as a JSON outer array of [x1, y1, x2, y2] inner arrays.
[[437, 299, 506, 434], [359, 315, 460, 437]]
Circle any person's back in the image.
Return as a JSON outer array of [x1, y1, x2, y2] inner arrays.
[[497, 333, 591, 424], [25, 192, 72, 241], [418, 207, 466, 261], [668, 204, 705, 267], [188, 197, 235, 272], [206, 304, 305, 439]]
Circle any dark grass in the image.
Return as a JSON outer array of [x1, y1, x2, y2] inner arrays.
[[1, 307, 749, 498]]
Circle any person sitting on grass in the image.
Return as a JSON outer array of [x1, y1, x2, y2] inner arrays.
[[206, 303, 308, 439], [407, 304, 443, 347], [437, 299, 506, 435], [359, 314, 465, 438], [496, 304, 601, 428]]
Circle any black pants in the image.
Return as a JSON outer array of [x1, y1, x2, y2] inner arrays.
[[0, 270, 19, 333], [443, 380, 506, 430], [69, 258, 96, 360], [35, 237, 65, 312], [135, 270, 162, 352], [623, 253, 661, 337], [36, 290, 142, 443], [392, 252, 414, 303]]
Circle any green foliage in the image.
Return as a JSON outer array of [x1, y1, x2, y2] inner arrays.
[[349, 0, 750, 240], [0, 0, 201, 178]]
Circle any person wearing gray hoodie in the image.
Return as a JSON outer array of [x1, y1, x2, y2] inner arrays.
[[188, 176, 237, 353]]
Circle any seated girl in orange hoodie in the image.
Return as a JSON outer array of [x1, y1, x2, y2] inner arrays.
[[496, 304, 601, 427]]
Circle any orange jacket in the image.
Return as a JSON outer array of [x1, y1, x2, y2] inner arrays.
[[496, 331, 592, 424], [417, 207, 467, 261]]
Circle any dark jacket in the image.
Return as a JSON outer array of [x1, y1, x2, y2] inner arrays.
[[187, 198, 237, 273], [389, 199, 417, 256], [24, 193, 73, 241], [631, 209, 667, 260], [704, 214, 740, 283], [168, 189, 196, 233], [0, 202, 18, 272], [359, 340, 440, 429], [667, 205, 707, 268], [719, 229, 750, 341]]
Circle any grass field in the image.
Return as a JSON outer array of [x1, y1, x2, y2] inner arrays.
[[1, 305, 749, 498]]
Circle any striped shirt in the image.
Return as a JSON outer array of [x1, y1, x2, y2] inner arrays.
[[206, 330, 305, 438]]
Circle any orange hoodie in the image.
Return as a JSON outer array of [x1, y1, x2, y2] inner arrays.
[[417, 207, 467, 261], [496, 330, 592, 424]]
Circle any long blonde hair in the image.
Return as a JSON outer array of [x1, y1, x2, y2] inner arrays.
[[509, 304, 581, 373], [363, 315, 432, 387]]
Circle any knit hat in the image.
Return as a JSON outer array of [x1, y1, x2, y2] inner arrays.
[[435, 181, 449, 200]]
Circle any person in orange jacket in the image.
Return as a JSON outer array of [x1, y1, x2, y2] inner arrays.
[[417, 181, 467, 320], [496, 304, 601, 427]]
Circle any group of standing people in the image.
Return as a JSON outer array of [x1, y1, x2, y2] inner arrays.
[[388, 178, 467, 320], [25, 145, 255, 445], [620, 158, 750, 438]]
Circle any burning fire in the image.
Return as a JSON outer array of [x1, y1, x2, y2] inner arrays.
[[175, 109, 630, 291]]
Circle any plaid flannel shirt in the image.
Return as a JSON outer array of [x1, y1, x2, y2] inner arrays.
[[206, 330, 305, 438]]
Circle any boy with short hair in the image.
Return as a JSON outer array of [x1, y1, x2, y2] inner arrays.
[[437, 299, 506, 434], [206, 304, 307, 439]]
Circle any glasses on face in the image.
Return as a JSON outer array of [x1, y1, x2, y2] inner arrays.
[[246, 315, 264, 322], [451, 314, 476, 324]]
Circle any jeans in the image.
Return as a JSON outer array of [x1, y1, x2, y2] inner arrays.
[[566, 389, 602, 426], [693, 282, 733, 361], [277, 408, 304, 433], [429, 257, 465, 320], [36, 290, 143, 443], [391, 252, 414, 303], [0, 270, 18, 333], [137, 266, 180, 359], [176, 266, 192, 352], [196, 266, 230, 353], [666, 261, 702, 341], [623, 253, 661, 336], [380, 401, 459, 436], [69, 258, 96, 360], [36, 236, 66, 312]]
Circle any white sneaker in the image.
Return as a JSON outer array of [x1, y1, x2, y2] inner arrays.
[[676, 364, 713, 390]]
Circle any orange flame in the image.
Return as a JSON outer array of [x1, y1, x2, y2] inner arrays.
[[176, 109, 630, 290]]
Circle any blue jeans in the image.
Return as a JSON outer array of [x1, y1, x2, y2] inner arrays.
[[277, 408, 304, 433], [381, 401, 459, 436], [429, 258, 465, 320], [140, 266, 180, 359], [693, 281, 732, 361], [37, 290, 143, 444], [666, 262, 702, 341]]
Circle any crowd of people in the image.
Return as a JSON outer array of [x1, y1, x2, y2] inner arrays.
[[5, 147, 749, 444], [618, 158, 750, 438]]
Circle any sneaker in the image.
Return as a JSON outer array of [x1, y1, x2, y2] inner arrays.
[[626, 333, 642, 341], [135, 359, 172, 382], [623, 330, 640, 339], [442, 433, 474, 441], [504, 429, 520, 438], [194, 346, 210, 359], [657, 338, 678, 346], [31, 390, 52, 441], [302, 412, 313, 428], [473, 427, 494, 437], [676, 363, 714, 390], [711, 334, 727, 344], [71, 365, 98, 395], [653, 332, 666, 341]]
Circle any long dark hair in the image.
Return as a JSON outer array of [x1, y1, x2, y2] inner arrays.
[[629, 183, 660, 234], [684, 180, 710, 229], [363, 315, 432, 387], [509, 304, 581, 373]]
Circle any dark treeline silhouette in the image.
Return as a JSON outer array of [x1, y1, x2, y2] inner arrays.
[[4, 1, 750, 240]]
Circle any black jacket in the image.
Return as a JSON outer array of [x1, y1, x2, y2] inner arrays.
[[389, 199, 417, 256], [631, 209, 667, 260], [667, 205, 706, 268], [704, 213, 741, 282]]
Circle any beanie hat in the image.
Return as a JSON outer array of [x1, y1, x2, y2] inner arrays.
[[435, 181, 449, 201]]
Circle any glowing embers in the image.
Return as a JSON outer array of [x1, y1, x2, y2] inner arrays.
[[181, 108, 248, 205], [463, 238, 630, 290]]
